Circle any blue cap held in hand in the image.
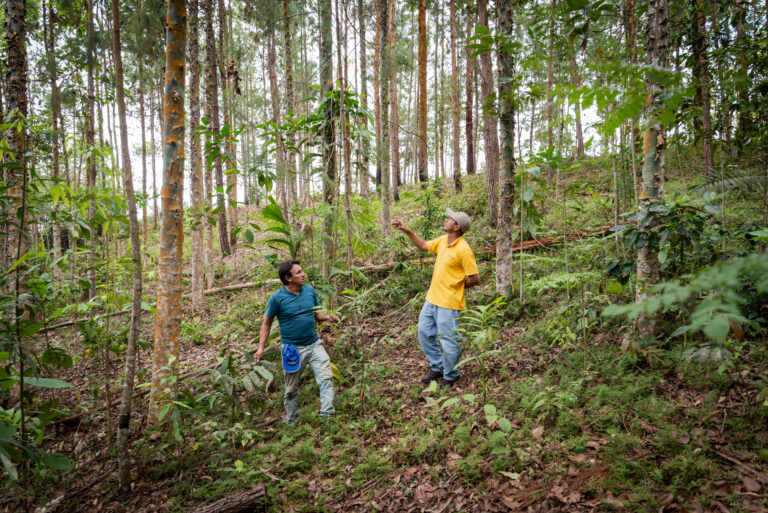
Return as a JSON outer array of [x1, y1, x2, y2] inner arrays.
[[282, 344, 301, 373]]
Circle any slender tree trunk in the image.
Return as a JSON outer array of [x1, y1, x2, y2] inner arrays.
[[44, 1, 63, 273], [112, 0, 145, 486], [450, 0, 461, 190], [151, 87, 159, 231], [5, 0, 29, 276], [635, 0, 668, 337], [478, 0, 499, 227], [434, 3, 441, 180], [389, 0, 401, 202], [267, 30, 287, 218], [496, 0, 515, 298], [374, 0, 382, 189], [218, 0, 237, 247], [546, 0, 554, 179], [417, 0, 428, 185], [691, 0, 715, 179], [465, 11, 475, 176], [357, 0, 369, 198], [206, 0, 231, 255], [283, 0, 298, 204], [148, 0, 186, 428], [567, 25, 585, 157], [379, 0, 392, 233], [320, 0, 336, 279], [86, 0, 97, 299], [189, 0, 204, 310]]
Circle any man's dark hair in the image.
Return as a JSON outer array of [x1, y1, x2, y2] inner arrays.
[[278, 260, 301, 285]]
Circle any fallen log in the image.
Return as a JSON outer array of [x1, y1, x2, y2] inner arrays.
[[190, 484, 267, 513], [476, 225, 614, 254]]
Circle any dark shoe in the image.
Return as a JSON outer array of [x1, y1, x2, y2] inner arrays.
[[439, 378, 458, 389], [421, 369, 443, 384]]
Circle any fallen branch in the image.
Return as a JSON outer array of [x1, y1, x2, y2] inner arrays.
[[190, 484, 267, 513], [476, 225, 614, 254]]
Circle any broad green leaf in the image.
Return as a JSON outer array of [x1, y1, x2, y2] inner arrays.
[[22, 377, 73, 389], [702, 316, 730, 343], [0, 452, 17, 480], [497, 417, 512, 433], [441, 397, 460, 409], [40, 452, 72, 471]]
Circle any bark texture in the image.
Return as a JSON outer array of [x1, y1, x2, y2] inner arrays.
[[496, 0, 516, 298], [635, 0, 668, 337], [379, 0, 392, 232], [319, 0, 336, 279], [148, 0, 187, 428], [417, 0, 428, 184], [189, 0, 204, 309], [114, 0, 149, 488], [478, 0, 499, 227]]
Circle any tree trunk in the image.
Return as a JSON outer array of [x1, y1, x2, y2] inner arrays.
[[112, 0, 145, 486], [389, 0, 401, 202], [546, 0, 554, 179], [319, 0, 336, 279], [205, 0, 231, 256], [147, 0, 187, 428], [465, 10, 475, 176], [496, 0, 515, 298], [379, 0, 392, 234], [189, 0, 205, 310], [478, 0, 499, 227], [283, 0, 298, 204], [5, 0, 29, 279], [357, 0, 369, 198], [44, 0, 63, 273], [417, 0, 428, 185], [267, 30, 287, 218], [152, 86, 159, 231], [374, 0, 382, 189], [86, 0, 97, 299], [450, 0, 461, 191], [691, 0, 715, 180], [635, 0, 668, 337]]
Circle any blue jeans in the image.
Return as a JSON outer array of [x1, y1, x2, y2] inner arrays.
[[283, 339, 335, 425], [418, 301, 462, 381]]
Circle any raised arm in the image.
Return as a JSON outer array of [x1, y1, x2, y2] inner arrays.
[[392, 219, 428, 252], [255, 316, 274, 361]]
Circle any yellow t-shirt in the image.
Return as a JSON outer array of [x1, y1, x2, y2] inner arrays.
[[425, 235, 479, 311]]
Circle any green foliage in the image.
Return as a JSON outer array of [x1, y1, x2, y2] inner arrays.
[[456, 297, 506, 402]]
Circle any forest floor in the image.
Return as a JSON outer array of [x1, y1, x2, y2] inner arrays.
[[6, 166, 768, 512], [14, 251, 768, 513]]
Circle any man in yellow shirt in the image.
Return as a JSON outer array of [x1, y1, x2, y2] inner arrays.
[[392, 208, 480, 388]]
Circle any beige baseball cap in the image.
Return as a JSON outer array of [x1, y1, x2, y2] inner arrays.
[[446, 208, 471, 234]]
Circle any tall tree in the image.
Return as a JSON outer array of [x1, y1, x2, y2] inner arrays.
[[189, 0, 205, 309], [389, 0, 401, 202], [496, 0, 516, 298], [319, 0, 336, 279], [283, 0, 298, 204], [113, 0, 146, 486], [5, 0, 29, 271], [691, 0, 715, 179], [450, 0, 461, 190], [205, 0, 231, 256], [635, 0, 668, 337], [86, 0, 97, 298], [478, 0, 499, 227], [218, 0, 238, 248], [546, 0, 554, 178], [43, 0, 63, 271], [379, 0, 392, 232], [417, 0, 428, 184], [465, 10, 475, 176], [374, 0, 382, 188], [148, 0, 187, 428], [357, 0, 369, 197]]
